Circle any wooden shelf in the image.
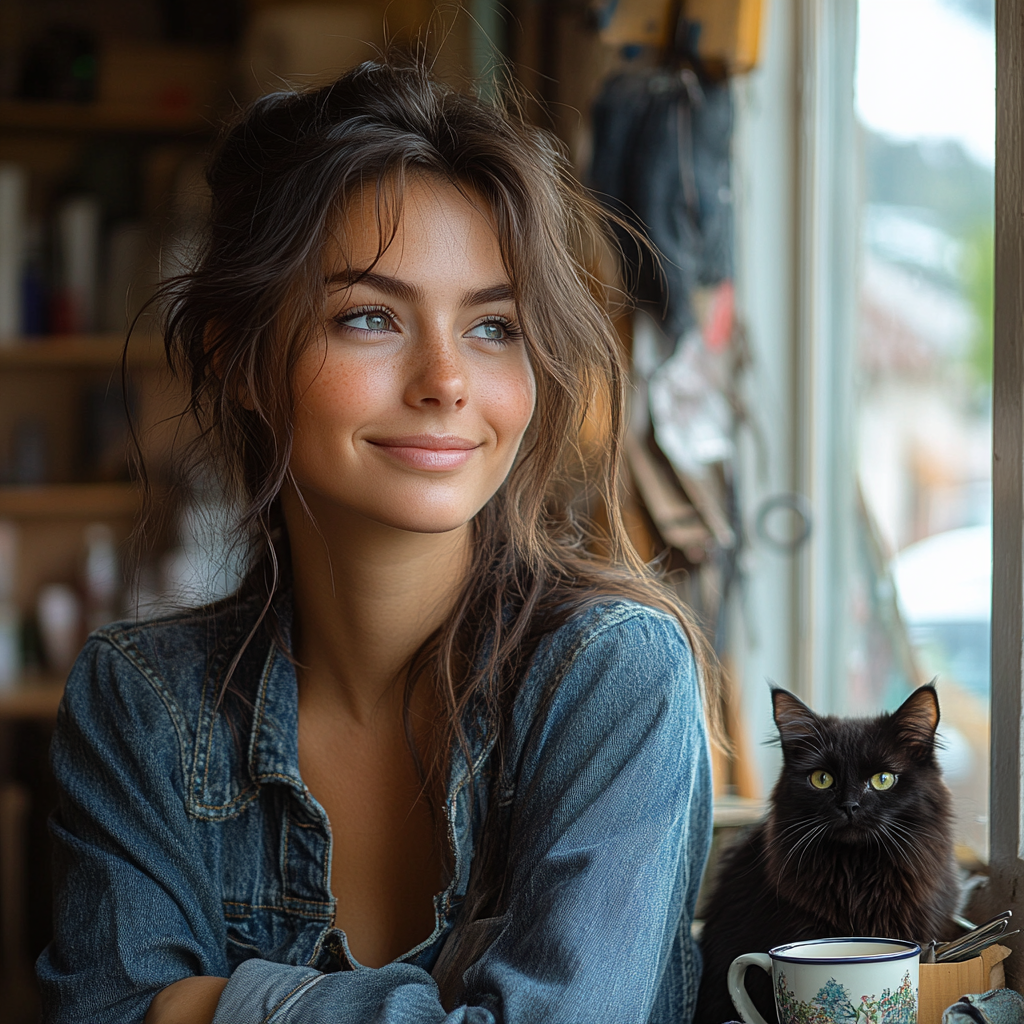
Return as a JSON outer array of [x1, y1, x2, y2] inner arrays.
[[0, 100, 214, 135], [0, 483, 141, 520], [0, 678, 63, 721], [0, 333, 164, 369], [712, 796, 766, 829]]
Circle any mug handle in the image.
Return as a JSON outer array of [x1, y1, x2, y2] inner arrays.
[[727, 952, 773, 1024]]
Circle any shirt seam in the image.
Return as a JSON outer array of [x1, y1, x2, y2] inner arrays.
[[94, 634, 191, 787]]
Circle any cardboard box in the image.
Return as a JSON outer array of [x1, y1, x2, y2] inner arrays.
[[682, 0, 764, 74], [595, 0, 765, 73], [918, 944, 1011, 1024]]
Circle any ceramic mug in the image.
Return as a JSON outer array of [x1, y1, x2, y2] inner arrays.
[[728, 936, 920, 1024]]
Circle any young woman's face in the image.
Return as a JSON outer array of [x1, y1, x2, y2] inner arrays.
[[288, 176, 536, 535]]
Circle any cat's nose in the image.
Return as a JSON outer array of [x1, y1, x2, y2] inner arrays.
[[841, 800, 860, 821]]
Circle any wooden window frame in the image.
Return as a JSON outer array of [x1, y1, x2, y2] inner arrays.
[[989, 0, 1024, 985]]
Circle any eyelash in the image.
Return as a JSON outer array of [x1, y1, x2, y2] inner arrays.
[[474, 315, 523, 345], [332, 305, 524, 344], [332, 304, 398, 333]]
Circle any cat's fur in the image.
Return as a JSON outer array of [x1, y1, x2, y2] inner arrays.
[[695, 684, 960, 1024]]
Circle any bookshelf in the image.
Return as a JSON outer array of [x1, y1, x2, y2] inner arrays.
[[0, 332, 164, 369], [0, 483, 140, 520], [0, 106, 202, 692], [0, 101, 214, 136]]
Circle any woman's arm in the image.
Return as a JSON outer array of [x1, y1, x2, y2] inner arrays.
[[37, 638, 235, 1023], [145, 978, 229, 1024]]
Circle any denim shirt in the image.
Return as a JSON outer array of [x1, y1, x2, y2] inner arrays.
[[36, 595, 712, 1024]]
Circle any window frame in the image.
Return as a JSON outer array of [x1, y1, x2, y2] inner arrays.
[[988, 0, 1024, 984]]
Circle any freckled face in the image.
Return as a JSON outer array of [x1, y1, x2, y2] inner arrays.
[[288, 177, 536, 534]]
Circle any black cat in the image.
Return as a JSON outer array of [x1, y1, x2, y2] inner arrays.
[[695, 684, 960, 1024]]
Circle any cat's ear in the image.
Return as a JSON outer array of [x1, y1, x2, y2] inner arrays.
[[889, 683, 940, 754], [771, 687, 821, 745]]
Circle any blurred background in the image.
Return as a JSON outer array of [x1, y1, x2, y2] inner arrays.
[[0, 0, 994, 1017]]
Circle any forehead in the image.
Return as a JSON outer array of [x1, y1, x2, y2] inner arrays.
[[788, 722, 907, 772], [328, 175, 508, 284]]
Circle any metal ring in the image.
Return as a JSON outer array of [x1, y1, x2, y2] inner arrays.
[[754, 492, 813, 553]]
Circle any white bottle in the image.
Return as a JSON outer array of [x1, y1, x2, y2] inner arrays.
[[37, 584, 81, 678], [83, 522, 119, 632]]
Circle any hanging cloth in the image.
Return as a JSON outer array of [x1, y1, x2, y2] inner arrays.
[[590, 68, 734, 344]]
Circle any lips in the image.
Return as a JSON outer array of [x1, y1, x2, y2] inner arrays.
[[371, 434, 478, 450], [367, 434, 481, 470]]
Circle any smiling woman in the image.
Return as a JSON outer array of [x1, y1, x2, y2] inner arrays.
[[35, 56, 720, 1024]]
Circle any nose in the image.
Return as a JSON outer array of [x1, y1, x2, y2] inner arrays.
[[404, 328, 467, 410], [840, 800, 860, 822]]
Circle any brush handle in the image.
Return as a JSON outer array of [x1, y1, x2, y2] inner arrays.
[[728, 953, 773, 1024]]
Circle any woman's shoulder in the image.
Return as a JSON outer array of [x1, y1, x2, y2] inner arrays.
[[538, 597, 694, 670], [503, 597, 708, 794], [517, 597, 700, 726], [61, 597, 266, 736]]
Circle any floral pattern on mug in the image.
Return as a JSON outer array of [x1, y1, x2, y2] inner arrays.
[[774, 969, 916, 1024]]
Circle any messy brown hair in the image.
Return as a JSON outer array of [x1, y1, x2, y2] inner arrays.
[[152, 55, 721, 797]]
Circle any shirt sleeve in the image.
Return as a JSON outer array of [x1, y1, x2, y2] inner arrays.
[[37, 637, 232, 1023], [211, 607, 713, 1024]]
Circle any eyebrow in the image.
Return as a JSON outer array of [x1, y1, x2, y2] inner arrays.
[[326, 270, 514, 307]]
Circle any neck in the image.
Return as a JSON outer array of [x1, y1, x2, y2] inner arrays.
[[282, 485, 472, 724]]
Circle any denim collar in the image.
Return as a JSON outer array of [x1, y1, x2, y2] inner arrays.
[[185, 586, 494, 823], [187, 590, 306, 820]]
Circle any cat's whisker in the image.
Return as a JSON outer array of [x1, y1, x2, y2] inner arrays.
[[755, 816, 820, 866], [777, 822, 829, 881], [888, 822, 944, 846], [771, 817, 820, 842], [885, 819, 939, 852], [874, 824, 904, 863], [794, 823, 830, 879], [879, 822, 922, 865]]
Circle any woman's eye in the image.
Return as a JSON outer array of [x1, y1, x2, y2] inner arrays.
[[466, 320, 509, 342], [338, 310, 395, 333], [870, 772, 897, 791], [810, 770, 833, 790]]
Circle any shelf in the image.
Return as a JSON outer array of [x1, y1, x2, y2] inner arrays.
[[0, 678, 63, 721], [0, 483, 141, 520], [712, 796, 766, 829], [0, 333, 165, 369], [0, 100, 214, 135]]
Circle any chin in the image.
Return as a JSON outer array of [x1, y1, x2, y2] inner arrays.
[[373, 507, 477, 535], [832, 822, 872, 845]]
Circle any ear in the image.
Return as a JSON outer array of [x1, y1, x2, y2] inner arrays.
[[771, 687, 821, 746], [889, 683, 940, 755]]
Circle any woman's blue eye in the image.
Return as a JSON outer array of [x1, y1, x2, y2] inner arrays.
[[341, 311, 394, 332], [468, 321, 508, 342]]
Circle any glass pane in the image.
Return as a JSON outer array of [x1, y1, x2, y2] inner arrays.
[[855, 0, 994, 859]]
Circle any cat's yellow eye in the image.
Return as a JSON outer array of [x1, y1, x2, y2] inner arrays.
[[870, 772, 897, 791], [810, 770, 833, 789]]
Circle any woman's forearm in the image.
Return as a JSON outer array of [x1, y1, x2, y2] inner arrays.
[[144, 977, 229, 1024]]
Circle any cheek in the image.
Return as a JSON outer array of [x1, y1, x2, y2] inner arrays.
[[481, 360, 536, 443], [293, 353, 395, 432]]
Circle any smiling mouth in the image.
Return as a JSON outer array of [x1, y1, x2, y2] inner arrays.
[[371, 434, 479, 450], [367, 434, 481, 469]]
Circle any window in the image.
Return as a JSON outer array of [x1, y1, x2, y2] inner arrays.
[[730, 0, 999, 869]]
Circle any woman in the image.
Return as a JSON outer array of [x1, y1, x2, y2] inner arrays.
[[36, 58, 717, 1024]]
